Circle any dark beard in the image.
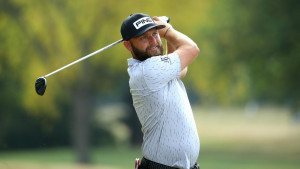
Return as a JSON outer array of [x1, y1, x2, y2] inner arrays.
[[130, 42, 164, 61]]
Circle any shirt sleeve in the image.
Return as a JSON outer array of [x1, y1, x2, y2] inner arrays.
[[142, 52, 181, 90]]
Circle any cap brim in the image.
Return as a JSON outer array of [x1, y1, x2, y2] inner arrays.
[[131, 24, 166, 39]]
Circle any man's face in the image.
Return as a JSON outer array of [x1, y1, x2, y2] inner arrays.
[[129, 28, 163, 61]]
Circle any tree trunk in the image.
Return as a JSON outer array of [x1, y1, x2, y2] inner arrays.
[[72, 62, 91, 164]]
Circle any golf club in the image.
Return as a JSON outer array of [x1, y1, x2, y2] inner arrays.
[[35, 16, 170, 96], [35, 39, 123, 96]]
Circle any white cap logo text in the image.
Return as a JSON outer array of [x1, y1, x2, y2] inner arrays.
[[133, 17, 154, 29]]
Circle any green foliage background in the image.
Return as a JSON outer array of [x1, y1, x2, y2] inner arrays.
[[0, 0, 299, 150]]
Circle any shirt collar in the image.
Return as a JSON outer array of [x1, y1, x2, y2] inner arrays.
[[127, 58, 141, 66]]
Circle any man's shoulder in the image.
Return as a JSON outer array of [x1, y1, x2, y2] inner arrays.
[[127, 58, 141, 66]]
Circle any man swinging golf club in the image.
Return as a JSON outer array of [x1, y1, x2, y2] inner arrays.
[[121, 13, 200, 169]]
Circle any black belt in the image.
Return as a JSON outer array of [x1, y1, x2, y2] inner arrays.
[[140, 158, 200, 169]]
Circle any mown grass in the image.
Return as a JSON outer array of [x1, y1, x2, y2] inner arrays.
[[0, 106, 299, 169], [195, 106, 300, 169], [0, 146, 140, 169]]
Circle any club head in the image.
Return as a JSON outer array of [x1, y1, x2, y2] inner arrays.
[[35, 77, 47, 96]]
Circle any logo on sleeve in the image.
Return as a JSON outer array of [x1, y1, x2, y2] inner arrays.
[[160, 56, 172, 64], [133, 17, 154, 29]]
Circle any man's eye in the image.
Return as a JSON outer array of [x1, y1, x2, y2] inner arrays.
[[141, 36, 147, 40], [153, 32, 158, 36]]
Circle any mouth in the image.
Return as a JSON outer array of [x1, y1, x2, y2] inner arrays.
[[145, 43, 163, 57], [147, 45, 158, 53]]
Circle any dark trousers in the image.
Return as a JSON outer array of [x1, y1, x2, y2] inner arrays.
[[138, 158, 200, 169]]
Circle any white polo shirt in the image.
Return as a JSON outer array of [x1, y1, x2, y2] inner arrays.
[[127, 52, 200, 169]]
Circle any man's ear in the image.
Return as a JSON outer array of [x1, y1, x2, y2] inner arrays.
[[123, 41, 132, 51]]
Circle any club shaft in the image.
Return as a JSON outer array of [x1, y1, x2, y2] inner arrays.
[[44, 39, 123, 78]]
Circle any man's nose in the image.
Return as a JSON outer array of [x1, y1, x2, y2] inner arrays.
[[148, 36, 156, 45]]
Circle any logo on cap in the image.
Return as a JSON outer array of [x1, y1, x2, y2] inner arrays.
[[133, 17, 154, 30]]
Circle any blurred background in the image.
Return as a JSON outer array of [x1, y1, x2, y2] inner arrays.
[[0, 0, 299, 169]]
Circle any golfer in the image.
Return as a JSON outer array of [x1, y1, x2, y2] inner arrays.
[[121, 13, 200, 169]]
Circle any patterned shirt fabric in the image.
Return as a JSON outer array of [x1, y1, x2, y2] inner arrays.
[[127, 52, 200, 169]]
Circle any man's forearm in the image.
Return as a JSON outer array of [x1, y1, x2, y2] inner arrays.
[[164, 28, 197, 52], [154, 16, 199, 70], [166, 41, 176, 54], [166, 36, 188, 79], [163, 27, 199, 70]]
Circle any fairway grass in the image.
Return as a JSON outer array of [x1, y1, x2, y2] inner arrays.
[[195, 106, 300, 169], [0, 106, 299, 169], [0, 162, 118, 169]]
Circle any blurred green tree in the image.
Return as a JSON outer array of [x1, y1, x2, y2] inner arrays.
[[189, 0, 299, 113]]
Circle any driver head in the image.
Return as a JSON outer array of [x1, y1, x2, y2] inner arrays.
[[35, 77, 47, 96]]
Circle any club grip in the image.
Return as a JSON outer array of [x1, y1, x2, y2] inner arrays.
[[158, 16, 170, 23]]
